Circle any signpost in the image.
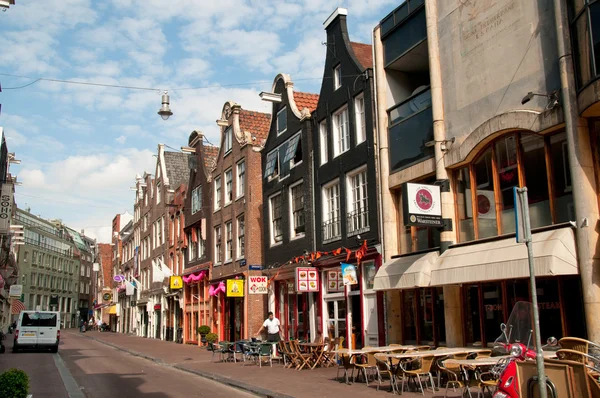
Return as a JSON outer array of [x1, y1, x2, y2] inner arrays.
[[513, 187, 547, 398]]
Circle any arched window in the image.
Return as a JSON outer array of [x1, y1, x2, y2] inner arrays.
[[454, 131, 574, 242]]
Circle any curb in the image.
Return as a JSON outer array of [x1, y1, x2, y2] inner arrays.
[[72, 332, 294, 398]]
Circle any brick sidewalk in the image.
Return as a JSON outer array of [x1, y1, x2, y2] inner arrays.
[[66, 330, 465, 398]]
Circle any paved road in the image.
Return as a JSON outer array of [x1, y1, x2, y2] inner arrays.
[[0, 330, 257, 398]]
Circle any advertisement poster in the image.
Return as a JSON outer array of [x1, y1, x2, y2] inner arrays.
[[341, 263, 358, 286], [248, 276, 268, 294], [296, 267, 319, 292], [326, 268, 344, 292], [226, 279, 244, 297]]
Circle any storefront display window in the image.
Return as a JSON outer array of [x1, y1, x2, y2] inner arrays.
[[400, 287, 445, 345], [455, 167, 475, 242], [363, 262, 376, 291]]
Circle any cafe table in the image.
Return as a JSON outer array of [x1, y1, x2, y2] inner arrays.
[[299, 342, 326, 370]]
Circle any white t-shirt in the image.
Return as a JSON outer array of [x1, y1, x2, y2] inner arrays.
[[263, 318, 280, 334]]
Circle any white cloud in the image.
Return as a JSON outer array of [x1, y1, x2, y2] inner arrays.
[[116, 135, 127, 144]]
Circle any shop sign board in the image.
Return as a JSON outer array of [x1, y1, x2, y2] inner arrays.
[[296, 267, 319, 292], [402, 183, 443, 227], [248, 276, 267, 294], [226, 279, 244, 297]]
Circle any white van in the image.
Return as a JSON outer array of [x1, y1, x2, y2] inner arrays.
[[13, 311, 61, 353]]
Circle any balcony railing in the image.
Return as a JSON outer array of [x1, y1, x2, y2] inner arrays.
[[388, 87, 434, 172], [322, 217, 341, 242], [15, 213, 63, 239], [347, 208, 370, 236], [381, 0, 427, 67], [25, 237, 73, 257]]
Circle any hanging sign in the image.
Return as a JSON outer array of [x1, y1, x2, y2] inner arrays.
[[0, 183, 13, 234], [113, 274, 125, 282], [9, 284, 22, 298], [226, 279, 244, 297], [402, 182, 443, 227], [170, 276, 183, 290], [248, 276, 267, 294], [341, 263, 358, 286], [102, 292, 112, 301], [296, 267, 319, 292]]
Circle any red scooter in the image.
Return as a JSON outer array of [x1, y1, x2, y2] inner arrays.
[[491, 301, 557, 398]]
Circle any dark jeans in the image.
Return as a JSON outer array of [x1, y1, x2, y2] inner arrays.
[[267, 333, 280, 342]]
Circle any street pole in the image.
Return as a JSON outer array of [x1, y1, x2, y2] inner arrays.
[[516, 187, 547, 398]]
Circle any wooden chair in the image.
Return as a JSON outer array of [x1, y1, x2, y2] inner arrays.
[[374, 353, 397, 394], [289, 339, 313, 370], [399, 355, 436, 395], [321, 337, 339, 367]]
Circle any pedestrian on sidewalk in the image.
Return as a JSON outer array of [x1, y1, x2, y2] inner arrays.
[[256, 312, 281, 342]]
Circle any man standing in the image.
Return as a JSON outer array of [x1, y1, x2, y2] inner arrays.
[[257, 312, 280, 342]]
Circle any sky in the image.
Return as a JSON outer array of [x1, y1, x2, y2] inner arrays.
[[0, 0, 398, 243]]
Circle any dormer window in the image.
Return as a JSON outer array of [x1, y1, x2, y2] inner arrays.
[[277, 107, 287, 136], [334, 65, 342, 90], [224, 127, 232, 154]]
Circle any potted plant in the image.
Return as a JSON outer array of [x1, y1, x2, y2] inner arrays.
[[0, 368, 29, 398], [205, 332, 219, 346], [197, 325, 211, 345]]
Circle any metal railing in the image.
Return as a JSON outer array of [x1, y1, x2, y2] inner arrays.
[[24, 237, 73, 257], [322, 217, 341, 242], [347, 208, 370, 236]]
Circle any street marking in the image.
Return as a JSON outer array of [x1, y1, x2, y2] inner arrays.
[[53, 352, 86, 398]]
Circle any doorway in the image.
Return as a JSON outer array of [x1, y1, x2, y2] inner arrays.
[[364, 294, 378, 346], [349, 294, 363, 349], [225, 297, 243, 341], [326, 299, 346, 346]]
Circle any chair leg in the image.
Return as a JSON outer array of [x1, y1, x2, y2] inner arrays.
[[417, 375, 424, 396]]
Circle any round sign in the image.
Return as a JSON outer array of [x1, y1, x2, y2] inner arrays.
[[113, 275, 125, 283], [102, 293, 112, 301], [415, 188, 434, 211], [477, 194, 491, 216]]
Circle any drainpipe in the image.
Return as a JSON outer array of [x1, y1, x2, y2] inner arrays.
[[553, 0, 600, 341], [425, 0, 462, 347]]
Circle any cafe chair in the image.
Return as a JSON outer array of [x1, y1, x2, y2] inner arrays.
[[374, 353, 397, 394], [399, 355, 436, 396]]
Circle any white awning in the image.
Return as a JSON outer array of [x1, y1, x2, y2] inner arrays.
[[430, 227, 578, 286], [373, 251, 439, 291]]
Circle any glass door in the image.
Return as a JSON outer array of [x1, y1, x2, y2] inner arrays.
[[326, 299, 346, 346]]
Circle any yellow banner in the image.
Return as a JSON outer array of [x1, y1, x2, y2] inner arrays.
[[170, 276, 183, 290], [227, 279, 244, 297]]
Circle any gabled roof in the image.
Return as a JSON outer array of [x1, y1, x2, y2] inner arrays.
[[293, 92, 319, 113], [164, 151, 190, 189], [239, 110, 271, 142], [350, 42, 373, 70], [202, 144, 219, 170]]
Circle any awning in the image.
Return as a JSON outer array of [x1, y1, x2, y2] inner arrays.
[[373, 251, 438, 291], [108, 305, 117, 315], [430, 227, 578, 286]]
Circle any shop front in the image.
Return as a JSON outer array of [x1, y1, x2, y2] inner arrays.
[[182, 267, 210, 345], [165, 276, 183, 343], [209, 275, 244, 341]]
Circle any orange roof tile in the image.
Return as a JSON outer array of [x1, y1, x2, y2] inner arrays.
[[350, 42, 373, 70], [239, 109, 271, 142], [293, 91, 319, 113], [201, 144, 219, 170]]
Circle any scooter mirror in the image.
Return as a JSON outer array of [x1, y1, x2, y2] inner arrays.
[[500, 323, 506, 332], [546, 336, 558, 346]]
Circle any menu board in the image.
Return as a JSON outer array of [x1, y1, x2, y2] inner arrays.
[[296, 267, 319, 292], [326, 268, 344, 292]]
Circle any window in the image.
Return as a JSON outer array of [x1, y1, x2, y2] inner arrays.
[[283, 133, 302, 168], [191, 185, 202, 214], [290, 181, 305, 238], [334, 64, 341, 90], [277, 107, 287, 135], [264, 149, 280, 180], [214, 176, 222, 210], [224, 127, 232, 154], [198, 227, 205, 258], [347, 167, 369, 235], [225, 169, 233, 204], [188, 231, 197, 260], [160, 216, 165, 245], [354, 94, 366, 144], [144, 191, 148, 206], [332, 106, 350, 157], [85, 284, 89, 294], [237, 215, 245, 258], [236, 161, 245, 198], [156, 183, 161, 204], [214, 226, 222, 264], [270, 193, 283, 244], [323, 180, 341, 241], [320, 121, 328, 165], [225, 221, 233, 262], [30, 272, 35, 286]]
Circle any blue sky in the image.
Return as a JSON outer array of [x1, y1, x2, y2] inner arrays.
[[0, 0, 397, 243]]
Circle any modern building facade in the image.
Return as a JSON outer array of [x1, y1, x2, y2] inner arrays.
[[259, 74, 319, 341], [372, 0, 596, 347], [209, 101, 269, 341], [182, 131, 217, 344], [66, 228, 94, 324]]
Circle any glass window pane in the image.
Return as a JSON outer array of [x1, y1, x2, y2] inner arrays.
[[482, 283, 503, 346], [521, 134, 551, 228], [402, 290, 417, 342], [474, 148, 498, 238], [573, 12, 592, 87], [434, 287, 446, 344], [535, 278, 563, 341], [550, 133, 575, 222], [465, 285, 482, 345], [420, 289, 434, 343], [455, 167, 475, 242], [495, 135, 518, 234], [590, 3, 600, 76]]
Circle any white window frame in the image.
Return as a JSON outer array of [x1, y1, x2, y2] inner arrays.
[[269, 192, 283, 246], [191, 185, 201, 214], [289, 180, 305, 239], [237, 215, 245, 259], [332, 106, 349, 157], [334, 64, 341, 90], [236, 160, 245, 199], [322, 179, 341, 241], [197, 227, 205, 258], [225, 221, 233, 262], [346, 165, 369, 236], [214, 176, 222, 211], [214, 226, 222, 265], [277, 106, 287, 136], [320, 121, 328, 165], [354, 93, 366, 145], [225, 168, 233, 205], [224, 126, 233, 154]]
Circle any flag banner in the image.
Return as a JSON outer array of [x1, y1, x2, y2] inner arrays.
[[125, 281, 135, 296]]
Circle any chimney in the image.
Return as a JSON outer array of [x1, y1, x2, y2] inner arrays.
[[323, 7, 347, 31]]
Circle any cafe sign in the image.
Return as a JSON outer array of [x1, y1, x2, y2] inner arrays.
[[402, 182, 443, 227], [248, 276, 267, 295], [296, 267, 319, 292]]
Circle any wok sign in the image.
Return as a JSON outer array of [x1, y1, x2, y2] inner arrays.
[[248, 276, 267, 295]]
